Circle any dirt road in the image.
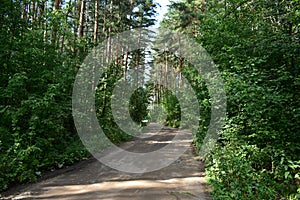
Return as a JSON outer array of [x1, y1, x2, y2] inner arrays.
[[2, 124, 211, 200]]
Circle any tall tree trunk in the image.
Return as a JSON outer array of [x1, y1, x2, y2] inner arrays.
[[51, 0, 60, 44], [84, 0, 89, 39], [93, 0, 99, 42], [123, 0, 134, 96], [101, 0, 108, 113], [77, 0, 86, 56], [73, 0, 78, 54], [118, 0, 121, 26], [102, 0, 107, 59], [78, 0, 86, 39], [21, 2, 27, 20], [124, 0, 134, 66], [61, 7, 70, 52], [43, 0, 47, 44], [39, 0, 46, 28], [165, 53, 168, 89], [115, 0, 121, 67], [106, 0, 113, 64], [31, 0, 36, 22]]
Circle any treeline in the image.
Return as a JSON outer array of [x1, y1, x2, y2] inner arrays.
[[1, 0, 299, 198], [0, 0, 157, 191], [162, 0, 300, 199]]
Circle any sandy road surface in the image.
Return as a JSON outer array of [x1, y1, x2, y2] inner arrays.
[[2, 124, 211, 200]]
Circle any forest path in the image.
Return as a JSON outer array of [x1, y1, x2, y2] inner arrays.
[[3, 123, 211, 200]]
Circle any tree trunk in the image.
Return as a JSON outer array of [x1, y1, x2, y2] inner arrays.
[[106, 0, 113, 63], [93, 0, 99, 42], [21, 2, 27, 20], [123, 0, 134, 94], [102, 0, 107, 59], [78, 0, 86, 39], [77, 0, 86, 56], [51, 0, 60, 44], [165, 53, 168, 89], [84, 0, 89, 40], [39, 0, 46, 28], [31, 0, 36, 22], [43, 1, 47, 44]]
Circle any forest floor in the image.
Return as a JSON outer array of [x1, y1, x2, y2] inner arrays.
[[2, 123, 211, 200]]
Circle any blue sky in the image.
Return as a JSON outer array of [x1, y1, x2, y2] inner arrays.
[[154, 0, 171, 26]]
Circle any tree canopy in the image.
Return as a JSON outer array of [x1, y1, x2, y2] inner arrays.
[[161, 0, 300, 199], [0, 0, 299, 199]]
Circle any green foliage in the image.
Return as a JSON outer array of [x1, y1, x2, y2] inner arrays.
[[0, 14, 88, 191], [161, 90, 181, 128], [163, 0, 300, 198], [0, 0, 159, 191], [95, 65, 133, 144], [207, 142, 278, 199], [180, 66, 211, 149], [129, 87, 150, 126], [207, 140, 300, 199]]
